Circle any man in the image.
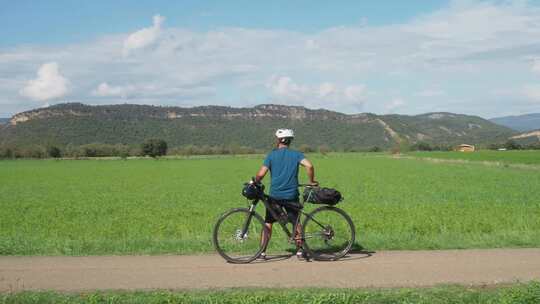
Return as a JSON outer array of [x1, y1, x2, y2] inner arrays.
[[254, 128, 318, 259]]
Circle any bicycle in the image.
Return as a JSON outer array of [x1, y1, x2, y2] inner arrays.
[[212, 180, 355, 264]]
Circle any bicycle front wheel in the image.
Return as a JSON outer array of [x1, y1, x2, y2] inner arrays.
[[302, 206, 355, 261], [213, 208, 267, 264]]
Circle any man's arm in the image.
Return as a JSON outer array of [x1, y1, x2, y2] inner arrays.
[[300, 158, 318, 185], [254, 166, 269, 183]]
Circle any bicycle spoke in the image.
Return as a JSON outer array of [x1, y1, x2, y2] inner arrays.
[[302, 207, 355, 260], [213, 209, 266, 263]]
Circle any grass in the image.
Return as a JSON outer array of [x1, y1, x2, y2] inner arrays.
[[0, 152, 539, 255], [408, 150, 540, 165], [2, 283, 540, 304]]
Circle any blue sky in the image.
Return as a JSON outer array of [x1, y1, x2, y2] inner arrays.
[[2, 0, 540, 117], [0, 1, 448, 45]]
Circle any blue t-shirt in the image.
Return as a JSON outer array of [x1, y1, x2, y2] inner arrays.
[[263, 148, 305, 200]]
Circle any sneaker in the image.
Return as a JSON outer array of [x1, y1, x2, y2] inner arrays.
[[296, 249, 304, 260], [259, 252, 267, 260]]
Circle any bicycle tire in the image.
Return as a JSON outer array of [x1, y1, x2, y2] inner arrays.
[[301, 206, 355, 261], [213, 208, 268, 264]]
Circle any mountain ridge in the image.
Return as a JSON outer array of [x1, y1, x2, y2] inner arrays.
[[490, 113, 540, 132], [0, 103, 516, 150]]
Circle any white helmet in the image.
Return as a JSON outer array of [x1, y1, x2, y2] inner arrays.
[[275, 129, 294, 139]]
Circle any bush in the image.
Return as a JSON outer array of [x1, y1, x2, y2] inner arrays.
[[432, 144, 453, 151], [142, 139, 168, 158], [0, 145, 14, 158], [298, 144, 315, 153], [411, 141, 433, 151], [65, 143, 132, 158], [504, 140, 522, 150], [0, 143, 137, 159], [368, 146, 382, 152], [318, 145, 331, 155], [17, 145, 46, 158], [47, 146, 62, 158]]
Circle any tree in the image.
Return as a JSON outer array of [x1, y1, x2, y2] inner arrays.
[[411, 141, 433, 151], [504, 140, 522, 150], [141, 139, 168, 158], [47, 146, 62, 158]]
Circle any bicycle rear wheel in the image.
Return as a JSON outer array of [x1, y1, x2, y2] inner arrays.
[[213, 208, 267, 264], [302, 206, 355, 261]]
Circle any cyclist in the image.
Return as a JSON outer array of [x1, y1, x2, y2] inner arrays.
[[253, 128, 318, 259]]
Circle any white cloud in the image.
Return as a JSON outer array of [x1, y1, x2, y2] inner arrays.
[[318, 82, 336, 97], [405, 1, 535, 42], [19, 62, 69, 101], [267, 76, 367, 112], [416, 89, 445, 97], [92, 82, 135, 98], [92, 81, 214, 101], [532, 59, 540, 74], [523, 84, 540, 102], [123, 14, 165, 56], [385, 98, 405, 113], [4, 2, 540, 116]]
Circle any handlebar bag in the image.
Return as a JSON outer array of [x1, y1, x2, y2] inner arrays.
[[303, 187, 343, 205]]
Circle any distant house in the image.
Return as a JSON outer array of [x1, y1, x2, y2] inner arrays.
[[457, 144, 475, 152]]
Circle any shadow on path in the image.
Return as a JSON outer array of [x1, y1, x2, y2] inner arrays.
[[250, 254, 294, 264], [249, 243, 375, 264]]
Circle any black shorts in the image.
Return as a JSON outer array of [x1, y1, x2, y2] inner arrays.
[[264, 197, 302, 224]]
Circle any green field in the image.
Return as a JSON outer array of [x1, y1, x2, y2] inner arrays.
[[2, 283, 540, 304], [408, 150, 540, 165], [1, 152, 540, 255]]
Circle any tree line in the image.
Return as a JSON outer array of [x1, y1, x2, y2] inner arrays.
[[1, 139, 539, 159], [0, 139, 261, 159]]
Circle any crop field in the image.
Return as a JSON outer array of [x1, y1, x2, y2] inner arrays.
[[408, 150, 540, 165], [1, 152, 539, 255]]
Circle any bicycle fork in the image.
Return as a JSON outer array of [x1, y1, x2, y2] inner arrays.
[[239, 204, 256, 239]]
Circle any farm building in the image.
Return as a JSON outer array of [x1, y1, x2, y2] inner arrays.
[[457, 144, 475, 152]]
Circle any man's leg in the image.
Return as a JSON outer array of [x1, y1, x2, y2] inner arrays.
[[285, 204, 305, 258], [260, 206, 276, 259], [295, 222, 302, 247], [261, 222, 273, 252]]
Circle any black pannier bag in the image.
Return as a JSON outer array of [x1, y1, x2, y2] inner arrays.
[[242, 182, 264, 200], [303, 187, 343, 205]]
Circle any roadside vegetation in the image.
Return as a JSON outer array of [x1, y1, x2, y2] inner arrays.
[[1, 152, 539, 255], [2, 282, 540, 304]]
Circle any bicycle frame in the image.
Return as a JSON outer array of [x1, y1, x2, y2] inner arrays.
[[242, 193, 327, 244]]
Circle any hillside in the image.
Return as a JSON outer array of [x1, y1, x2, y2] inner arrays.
[[509, 129, 540, 145], [490, 113, 540, 132], [0, 103, 515, 150]]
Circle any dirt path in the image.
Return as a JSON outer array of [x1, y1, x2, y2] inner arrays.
[[1, 249, 540, 292]]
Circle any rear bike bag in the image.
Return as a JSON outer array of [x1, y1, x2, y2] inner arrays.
[[303, 187, 343, 205]]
